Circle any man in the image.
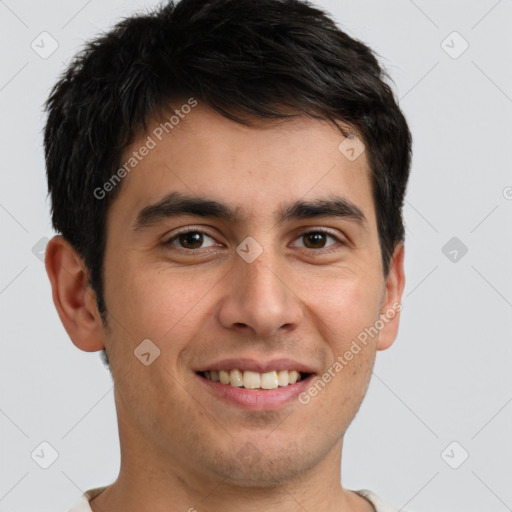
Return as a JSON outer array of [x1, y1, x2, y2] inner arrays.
[[44, 0, 412, 510]]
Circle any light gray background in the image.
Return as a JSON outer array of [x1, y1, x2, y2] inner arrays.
[[1, 1, 511, 511]]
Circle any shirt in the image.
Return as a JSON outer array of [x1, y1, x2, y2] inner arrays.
[[67, 486, 402, 511]]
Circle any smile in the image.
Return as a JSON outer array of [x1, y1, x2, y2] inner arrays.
[[198, 369, 309, 390]]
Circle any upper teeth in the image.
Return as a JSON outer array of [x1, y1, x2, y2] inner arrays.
[[203, 369, 302, 389]]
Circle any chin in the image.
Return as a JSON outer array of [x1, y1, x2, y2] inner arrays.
[[202, 441, 320, 488]]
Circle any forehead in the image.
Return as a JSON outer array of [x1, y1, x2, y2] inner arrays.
[[110, 103, 375, 228]]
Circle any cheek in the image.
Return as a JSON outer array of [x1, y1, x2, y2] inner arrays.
[[302, 274, 381, 419], [113, 263, 221, 344], [301, 271, 383, 344]]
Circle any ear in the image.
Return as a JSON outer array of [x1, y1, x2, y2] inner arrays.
[[376, 242, 405, 351], [45, 235, 106, 352]]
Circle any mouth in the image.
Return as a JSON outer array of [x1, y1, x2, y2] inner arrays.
[[197, 369, 312, 390], [195, 360, 316, 410]]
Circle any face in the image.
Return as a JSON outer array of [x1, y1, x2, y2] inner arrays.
[[98, 103, 403, 488]]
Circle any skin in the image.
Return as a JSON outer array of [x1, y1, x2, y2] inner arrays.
[[46, 103, 405, 512]]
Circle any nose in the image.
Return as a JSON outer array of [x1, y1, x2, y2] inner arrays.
[[217, 249, 304, 338]]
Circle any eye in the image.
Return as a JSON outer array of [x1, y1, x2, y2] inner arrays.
[[162, 228, 344, 253], [292, 229, 342, 250], [163, 229, 219, 250]]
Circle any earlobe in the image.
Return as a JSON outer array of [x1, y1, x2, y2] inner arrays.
[[376, 243, 405, 351], [45, 235, 106, 352]]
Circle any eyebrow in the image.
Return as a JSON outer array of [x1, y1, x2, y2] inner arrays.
[[132, 191, 367, 231]]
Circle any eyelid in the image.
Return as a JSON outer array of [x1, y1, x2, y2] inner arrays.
[[295, 226, 342, 238], [164, 225, 216, 239]]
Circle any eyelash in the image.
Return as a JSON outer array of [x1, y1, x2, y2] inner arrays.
[[162, 227, 345, 254]]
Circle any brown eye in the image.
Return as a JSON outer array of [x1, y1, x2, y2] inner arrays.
[[303, 232, 328, 248], [294, 230, 339, 250], [177, 231, 204, 249], [164, 230, 218, 250]]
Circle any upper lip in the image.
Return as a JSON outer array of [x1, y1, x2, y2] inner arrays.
[[196, 358, 317, 374]]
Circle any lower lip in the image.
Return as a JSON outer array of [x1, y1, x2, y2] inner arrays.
[[196, 373, 315, 411]]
